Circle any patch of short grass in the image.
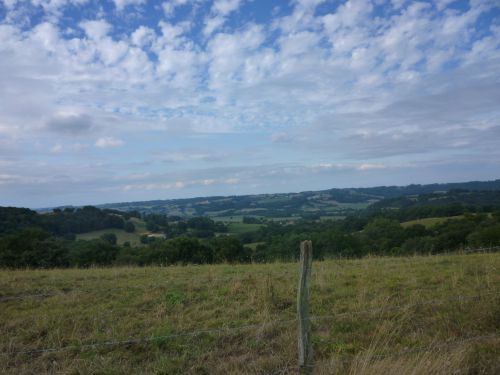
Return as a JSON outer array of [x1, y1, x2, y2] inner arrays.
[[76, 219, 149, 246], [400, 216, 464, 228], [227, 223, 263, 234]]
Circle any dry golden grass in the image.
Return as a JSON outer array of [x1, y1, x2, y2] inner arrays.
[[0, 252, 499, 374]]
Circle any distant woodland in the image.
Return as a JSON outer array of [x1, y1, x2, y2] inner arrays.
[[2, 183, 500, 268]]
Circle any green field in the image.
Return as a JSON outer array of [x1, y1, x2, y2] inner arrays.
[[1, 252, 499, 374], [244, 242, 265, 250], [227, 222, 264, 234], [76, 218, 149, 246], [213, 215, 246, 223], [76, 220, 263, 244], [401, 216, 464, 228], [320, 215, 346, 221]]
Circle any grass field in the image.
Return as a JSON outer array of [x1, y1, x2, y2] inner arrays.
[[76, 228, 142, 246], [213, 215, 246, 223], [227, 222, 264, 234], [401, 216, 464, 228], [244, 242, 265, 250], [76, 218, 149, 246], [1, 252, 499, 374]]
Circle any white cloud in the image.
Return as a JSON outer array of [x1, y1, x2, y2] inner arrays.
[[212, 0, 241, 16], [203, 0, 242, 37], [79, 19, 111, 40], [50, 142, 87, 154], [130, 26, 155, 47], [95, 137, 124, 148], [0, 0, 499, 206], [159, 151, 225, 162], [358, 163, 386, 171], [162, 0, 189, 17], [224, 178, 239, 185], [50, 143, 63, 153], [112, 0, 145, 11], [271, 132, 292, 143], [203, 15, 225, 37], [46, 113, 92, 135]]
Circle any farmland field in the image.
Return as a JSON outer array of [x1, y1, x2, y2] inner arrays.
[[76, 219, 149, 246], [1, 251, 499, 374], [227, 222, 264, 234], [76, 228, 143, 246], [400, 216, 464, 228]]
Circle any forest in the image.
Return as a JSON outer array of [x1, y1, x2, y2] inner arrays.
[[1, 189, 500, 268]]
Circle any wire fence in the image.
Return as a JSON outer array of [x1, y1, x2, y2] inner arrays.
[[2, 290, 498, 357], [1, 247, 498, 375], [0, 270, 296, 302], [1, 245, 498, 303]]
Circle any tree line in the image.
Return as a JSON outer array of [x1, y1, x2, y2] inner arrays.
[[0, 229, 249, 268]]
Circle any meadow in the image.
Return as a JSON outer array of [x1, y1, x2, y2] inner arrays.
[[76, 218, 149, 246], [74, 218, 263, 245], [400, 216, 463, 228], [0, 251, 499, 374]]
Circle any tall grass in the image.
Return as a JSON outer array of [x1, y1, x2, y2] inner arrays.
[[0, 252, 498, 374]]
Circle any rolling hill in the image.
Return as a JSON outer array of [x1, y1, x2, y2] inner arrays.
[[94, 179, 500, 219]]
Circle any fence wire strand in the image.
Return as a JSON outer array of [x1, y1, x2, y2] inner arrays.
[[0, 270, 296, 302], [1, 290, 497, 357]]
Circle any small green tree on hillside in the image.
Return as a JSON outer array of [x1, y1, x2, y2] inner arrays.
[[124, 221, 135, 233]]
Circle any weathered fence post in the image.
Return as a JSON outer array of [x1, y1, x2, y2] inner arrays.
[[298, 240, 313, 374]]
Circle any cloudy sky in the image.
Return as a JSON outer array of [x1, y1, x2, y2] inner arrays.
[[0, 0, 499, 208]]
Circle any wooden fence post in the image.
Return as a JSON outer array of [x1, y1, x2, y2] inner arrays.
[[298, 240, 313, 374]]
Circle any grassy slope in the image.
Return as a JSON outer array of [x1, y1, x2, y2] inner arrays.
[[401, 213, 493, 228], [400, 216, 463, 228], [0, 252, 499, 374], [76, 220, 262, 244], [76, 218, 148, 246], [227, 223, 263, 234]]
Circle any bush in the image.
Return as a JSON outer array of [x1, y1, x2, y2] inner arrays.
[[100, 233, 117, 245], [467, 224, 500, 248], [124, 221, 135, 233]]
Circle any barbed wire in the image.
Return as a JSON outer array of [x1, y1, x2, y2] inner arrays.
[[1, 290, 497, 357], [0, 270, 297, 302], [0, 317, 298, 357]]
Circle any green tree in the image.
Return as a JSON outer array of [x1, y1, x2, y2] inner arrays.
[[467, 224, 500, 248], [124, 221, 135, 233], [100, 233, 117, 245], [210, 236, 250, 263], [361, 218, 405, 253]]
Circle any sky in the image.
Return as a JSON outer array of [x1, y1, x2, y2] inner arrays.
[[0, 0, 499, 208]]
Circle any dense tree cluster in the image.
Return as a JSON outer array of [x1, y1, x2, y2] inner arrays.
[[253, 211, 500, 261], [0, 206, 136, 236]]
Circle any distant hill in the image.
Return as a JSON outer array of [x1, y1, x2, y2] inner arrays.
[[365, 189, 500, 222], [370, 190, 500, 211], [95, 179, 500, 219]]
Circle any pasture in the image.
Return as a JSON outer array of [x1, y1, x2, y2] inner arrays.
[[227, 222, 264, 234], [76, 218, 149, 246], [400, 216, 464, 228], [0, 252, 499, 374]]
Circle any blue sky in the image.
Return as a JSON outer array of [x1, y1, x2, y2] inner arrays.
[[0, 0, 499, 208]]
